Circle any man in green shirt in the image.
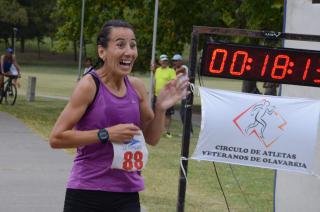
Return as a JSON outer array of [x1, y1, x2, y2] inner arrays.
[[153, 54, 176, 138]]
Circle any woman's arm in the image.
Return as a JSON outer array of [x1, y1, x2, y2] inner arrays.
[[0, 55, 4, 73], [49, 75, 100, 148], [130, 74, 189, 146], [12, 55, 21, 74], [50, 75, 141, 149], [129, 76, 163, 146], [175, 66, 187, 76]]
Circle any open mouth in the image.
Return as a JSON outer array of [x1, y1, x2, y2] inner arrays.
[[120, 60, 132, 67]]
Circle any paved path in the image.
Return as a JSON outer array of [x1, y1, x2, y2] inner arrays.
[[0, 98, 201, 212], [0, 110, 186, 212], [0, 112, 72, 212]]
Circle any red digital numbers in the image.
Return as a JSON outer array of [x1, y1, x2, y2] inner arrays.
[[302, 59, 311, 81], [271, 55, 290, 80], [209, 49, 227, 73], [209, 49, 250, 76], [230, 51, 248, 76], [203, 43, 320, 87], [260, 55, 270, 77], [314, 68, 320, 84]]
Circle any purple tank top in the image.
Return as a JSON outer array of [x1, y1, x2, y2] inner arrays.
[[67, 72, 144, 192]]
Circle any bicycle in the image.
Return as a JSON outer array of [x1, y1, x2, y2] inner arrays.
[[0, 75, 17, 105]]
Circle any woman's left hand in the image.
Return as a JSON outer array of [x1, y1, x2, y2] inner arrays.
[[155, 73, 190, 111]]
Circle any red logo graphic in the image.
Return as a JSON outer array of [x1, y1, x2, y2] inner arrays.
[[233, 99, 287, 148]]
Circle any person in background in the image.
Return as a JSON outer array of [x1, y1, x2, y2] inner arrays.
[[153, 54, 176, 138], [49, 20, 188, 212], [172, 54, 193, 135], [83, 57, 93, 76], [263, 82, 278, 96], [0, 47, 21, 88], [242, 80, 261, 94]]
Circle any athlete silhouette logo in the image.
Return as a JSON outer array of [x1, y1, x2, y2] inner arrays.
[[233, 99, 287, 148], [245, 100, 275, 139]]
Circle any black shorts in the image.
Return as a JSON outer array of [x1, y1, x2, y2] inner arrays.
[[152, 96, 175, 116], [63, 188, 140, 212]]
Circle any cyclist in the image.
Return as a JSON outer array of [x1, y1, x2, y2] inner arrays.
[[0, 48, 21, 88]]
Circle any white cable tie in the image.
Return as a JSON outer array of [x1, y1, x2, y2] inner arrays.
[[189, 83, 195, 94], [180, 157, 189, 184]]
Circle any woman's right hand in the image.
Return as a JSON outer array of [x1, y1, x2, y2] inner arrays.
[[107, 123, 141, 143]]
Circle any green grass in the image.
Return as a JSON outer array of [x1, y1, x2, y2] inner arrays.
[[0, 96, 274, 212], [0, 64, 274, 212], [0, 96, 67, 139], [141, 119, 274, 212], [18, 64, 265, 105], [18, 64, 78, 97]]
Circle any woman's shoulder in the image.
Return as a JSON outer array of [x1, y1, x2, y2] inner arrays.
[[76, 74, 97, 94], [128, 76, 145, 89], [128, 76, 146, 98], [69, 74, 97, 106]]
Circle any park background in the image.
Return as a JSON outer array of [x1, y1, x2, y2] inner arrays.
[[0, 0, 285, 211]]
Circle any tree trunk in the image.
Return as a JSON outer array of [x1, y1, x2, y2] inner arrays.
[[20, 37, 25, 53], [5, 38, 9, 48], [11, 34, 14, 49], [51, 37, 54, 48], [37, 38, 41, 59], [83, 39, 87, 58], [73, 40, 77, 62]]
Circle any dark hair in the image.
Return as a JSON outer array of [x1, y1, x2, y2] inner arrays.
[[85, 57, 93, 63], [96, 19, 134, 48], [93, 20, 134, 69]]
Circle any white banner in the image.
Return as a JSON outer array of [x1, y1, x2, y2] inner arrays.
[[192, 87, 320, 174]]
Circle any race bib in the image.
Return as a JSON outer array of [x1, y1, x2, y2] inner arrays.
[[111, 131, 148, 172]]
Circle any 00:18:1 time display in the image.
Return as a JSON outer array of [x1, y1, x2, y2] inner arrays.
[[201, 43, 320, 87]]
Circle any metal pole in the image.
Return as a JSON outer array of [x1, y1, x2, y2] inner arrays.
[[12, 27, 18, 53], [77, 0, 86, 81], [274, 1, 287, 210], [148, 0, 159, 106], [176, 30, 199, 212]]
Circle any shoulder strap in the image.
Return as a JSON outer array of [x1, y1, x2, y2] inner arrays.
[[89, 72, 100, 102]]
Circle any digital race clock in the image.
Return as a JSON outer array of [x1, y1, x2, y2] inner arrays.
[[200, 42, 320, 87]]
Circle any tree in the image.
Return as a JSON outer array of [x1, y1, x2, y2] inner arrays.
[[205, 0, 283, 93], [0, 0, 57, 54], [0, 0, 28, 47], [18, 0, 57, 53], [52, 0, 284, 71]]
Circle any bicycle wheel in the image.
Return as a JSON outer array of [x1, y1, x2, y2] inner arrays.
[[4, 83, 17, 105]]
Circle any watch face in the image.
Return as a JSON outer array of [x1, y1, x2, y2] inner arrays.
[[99, 129, 109, 141], [100, 131, 108, 139]]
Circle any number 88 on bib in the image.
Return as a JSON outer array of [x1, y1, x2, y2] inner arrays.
[[111, 132, 148, 172]]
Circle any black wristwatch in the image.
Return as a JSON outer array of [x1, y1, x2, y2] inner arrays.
[[97, 128, 109, 144]]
